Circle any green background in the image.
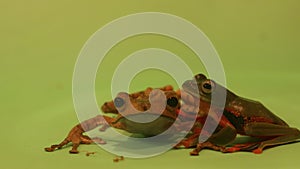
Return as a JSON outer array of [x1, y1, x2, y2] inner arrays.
[[1, 0, 300, 168]]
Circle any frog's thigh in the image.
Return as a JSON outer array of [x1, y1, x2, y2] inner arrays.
[[244, 122, 300, 151], [209, 125, 237, 146], [244, 122, 300, 136]]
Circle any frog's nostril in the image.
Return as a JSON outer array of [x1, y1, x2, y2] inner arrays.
[[114, 97, 125, 108], [143, 105, 148, 111], [167, 97, 178, 107]]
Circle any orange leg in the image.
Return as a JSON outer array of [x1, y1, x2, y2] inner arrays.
[[45, 115, 115, 153]]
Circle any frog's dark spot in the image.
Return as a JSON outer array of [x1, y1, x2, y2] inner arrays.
[[143, 105, 148, 111], [223, 110, 244, 131]]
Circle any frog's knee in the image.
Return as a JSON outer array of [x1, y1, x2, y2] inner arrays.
[[210, 127, 237, 146]]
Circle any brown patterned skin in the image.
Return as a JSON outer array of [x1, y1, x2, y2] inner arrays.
[[44, 85, 181, 153]]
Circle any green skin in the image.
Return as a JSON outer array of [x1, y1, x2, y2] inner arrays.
[[182, 74, 300, 155]]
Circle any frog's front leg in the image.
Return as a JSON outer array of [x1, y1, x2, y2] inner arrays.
[[45, 115, 114, 153], [190, 115, 237, 155], [238, 122, 300, 154]]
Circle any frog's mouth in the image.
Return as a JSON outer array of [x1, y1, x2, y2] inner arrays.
[[117, 113, 177, 137], [180, 81, 201, 115], [124, 113, 168, 122], [182, 80, 211, 102], [180, 80, 214, 117]]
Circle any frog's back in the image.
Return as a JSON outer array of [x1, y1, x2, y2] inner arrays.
[[239, 98, 288, 126]]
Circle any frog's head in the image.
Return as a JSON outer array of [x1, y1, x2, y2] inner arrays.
[[111, 89, 180, 137], [182, 73, 235, 105], [113, 89, 180, 120], [182, 74, 214, 102]]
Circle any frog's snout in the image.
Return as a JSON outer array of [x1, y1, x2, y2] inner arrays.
[[182, 80, 198, 92]]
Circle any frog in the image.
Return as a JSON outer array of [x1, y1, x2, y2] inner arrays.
[[45, 73, 300, 155], [45, 85, 181, 154], [181, 73, 300, 155]]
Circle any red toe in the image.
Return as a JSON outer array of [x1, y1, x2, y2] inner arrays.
[[252, 148, 262, 154]]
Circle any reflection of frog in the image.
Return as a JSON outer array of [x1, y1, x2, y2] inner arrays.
[[45, 86, 181, 154], [182, 73, 300, 155]]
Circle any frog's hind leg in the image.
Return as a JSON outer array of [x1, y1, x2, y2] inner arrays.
[[190, 124, 237, 155], [224, 141, 262, 153], [242, 122, 300, 154]]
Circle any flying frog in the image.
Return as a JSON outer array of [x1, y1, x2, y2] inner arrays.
[[182, 73, 300, 155]]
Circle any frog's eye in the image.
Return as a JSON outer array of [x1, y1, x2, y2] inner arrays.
[[167, 97, 178, 107], [114, 97, 125, 108], [201, 80, 215, 94]]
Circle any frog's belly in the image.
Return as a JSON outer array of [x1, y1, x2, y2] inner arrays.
[[119, 114, 175, 137]]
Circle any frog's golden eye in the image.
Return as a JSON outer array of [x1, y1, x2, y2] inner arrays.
[[114, 97, 125, 108], [201, 80, 215, 94], [167, 97, 178, 107]]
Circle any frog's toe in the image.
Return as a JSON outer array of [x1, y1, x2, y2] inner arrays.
[[44, 145, 58, 152], [223, 147, 241, 153], [69, 149, 79, 154], [68, 143, 80, 154], [189, 150, 199, 156], [252, 148, 263, 154]]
